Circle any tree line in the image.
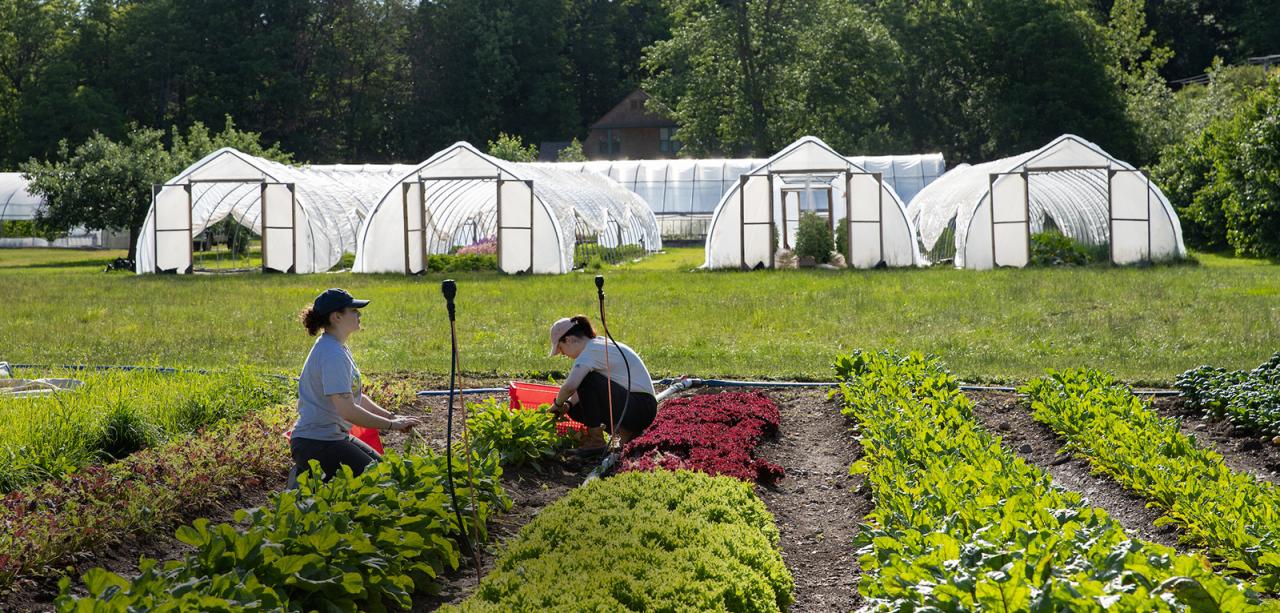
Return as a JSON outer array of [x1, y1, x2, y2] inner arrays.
[[2, 0, 1278, 257]]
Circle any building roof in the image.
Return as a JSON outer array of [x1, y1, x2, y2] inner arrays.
[[590, 89, 677, 130]]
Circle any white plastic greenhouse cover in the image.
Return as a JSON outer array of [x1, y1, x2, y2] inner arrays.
[[0, 173, 41, 220], [135, 148, 412, 274], [907, 134, 1186, 269], [703, 136, 925, 269], [556, 154, 943, 217], [353, 142, 662, 275]]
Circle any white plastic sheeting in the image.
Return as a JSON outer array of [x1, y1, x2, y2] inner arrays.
[[135, 148, 411, 274], [0, 173, 41, 220], [556, 154, 943, 236], [908, 134, 1186, 269], [354, 143, 661, 275], [703, 136, 925, 269]]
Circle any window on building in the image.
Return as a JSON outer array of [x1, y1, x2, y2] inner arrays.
[[659, 127, 681, 153], [598, 129, 620, 155]]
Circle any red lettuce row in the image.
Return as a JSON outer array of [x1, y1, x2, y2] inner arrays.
[[620, 391, 784, 484]]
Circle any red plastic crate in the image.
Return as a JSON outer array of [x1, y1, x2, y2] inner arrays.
[[508, 381, 587, 436]]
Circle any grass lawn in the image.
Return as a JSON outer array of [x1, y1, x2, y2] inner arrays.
[[3, 247, 1278, 384]]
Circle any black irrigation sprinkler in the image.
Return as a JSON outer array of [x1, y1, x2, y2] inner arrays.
[[441, 279, 484, 582]]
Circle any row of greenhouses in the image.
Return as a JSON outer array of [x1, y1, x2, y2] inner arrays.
[[134, 134, 1185, 274]]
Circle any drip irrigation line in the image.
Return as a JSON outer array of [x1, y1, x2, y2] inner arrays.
[[8, 363, 296, 382]]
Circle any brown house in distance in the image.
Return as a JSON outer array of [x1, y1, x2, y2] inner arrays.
[[586, 89, 680, 160]]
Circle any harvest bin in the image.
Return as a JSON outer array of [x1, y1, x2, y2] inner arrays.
[[508, 381, 587, 436]]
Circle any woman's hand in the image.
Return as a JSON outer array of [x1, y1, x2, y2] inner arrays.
[[387, 416, 421, 432], [549, 399, 569, 417]]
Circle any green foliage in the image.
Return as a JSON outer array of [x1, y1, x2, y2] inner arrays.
[[1176, 352, 1280, 437], [0, 407, 293, 588], [834, 350, 1267, 610], [465, 397, 571, 468], [793, 212, 832, 264], [1153, 73, 1280, 257], [447, 469, 792, 612], [1104, 0, 1176, 166], [485, 133, 539, 163], [645, 0, 901, 156], [426, 253, 499, 273], [56, 449, 510, 612], [0, 368, 292, 492], [573, 242, 647, 269], [0, 220, 59, 240], [1023, 369, 1280, 591], [1029, 230, 1102, 266], [555, 137, 587, 162]]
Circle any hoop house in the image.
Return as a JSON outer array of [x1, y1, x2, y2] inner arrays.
[[557, 153, 942, 240], [0, 173, 40, 222], [703, 136, 924, 269], [354, 143, 661, 274], [135, 148, 409, 274], [908, 134, 1186, 269]]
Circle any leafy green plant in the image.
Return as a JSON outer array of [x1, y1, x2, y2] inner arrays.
[[1029, 230, 1101, 266], [1176, 352, 1280, 436], [793, 211, 832, 264], [485, 133, 538, 163], [0, 406, 294, 588], [1023, 369, 1280, 590], [0, 368, 292, 491], [834, 219, 849, 261], [834, 350, 1266, 610], [466, 397, 572, 468], [447, 469, 793, 612], [55, 448, 509, 612], [427, 253, 498, 272]]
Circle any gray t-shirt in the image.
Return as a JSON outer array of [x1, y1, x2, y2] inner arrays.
[[292, 333, 361, 441]]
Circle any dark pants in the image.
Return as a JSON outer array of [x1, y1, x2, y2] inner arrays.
[[568, 371, 657, 435], [290, 435, 381, 483]]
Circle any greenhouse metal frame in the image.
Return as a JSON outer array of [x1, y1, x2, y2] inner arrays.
[[907, 134, 1186, 269], [703, 136, 924, 269], [354, 142, 661, 275]]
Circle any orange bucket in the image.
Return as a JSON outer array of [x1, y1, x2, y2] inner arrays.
[[508, 381, 587, 436]]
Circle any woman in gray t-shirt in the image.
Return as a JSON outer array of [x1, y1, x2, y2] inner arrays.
[[291, 288, 420, 481]]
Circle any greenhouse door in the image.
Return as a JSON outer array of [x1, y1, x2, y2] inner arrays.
[[496, 179, 535, 274], [844, 172, 883, 268], [152, 184, 193, 274], [260, 183, 297, 273], [779, 187, 834, 251], [988, 171, 1029, 267], [738, 174, 773, 268], [401, 181, 426, 274], [1109, 170, 1152, 265]]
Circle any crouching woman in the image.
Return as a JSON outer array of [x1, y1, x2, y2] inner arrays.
[[547, 315, 657, 454]]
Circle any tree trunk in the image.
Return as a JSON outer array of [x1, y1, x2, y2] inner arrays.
[[128, 225, 140, 262]]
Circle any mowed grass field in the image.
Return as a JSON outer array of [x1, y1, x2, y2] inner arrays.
[[3, 247, 1278, 384]]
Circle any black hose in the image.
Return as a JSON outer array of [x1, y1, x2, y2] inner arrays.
[[595, 275, 633, 443], [440, 280, 470, 556]]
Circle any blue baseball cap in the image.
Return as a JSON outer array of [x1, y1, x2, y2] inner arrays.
[[313, 288, 370, 317]]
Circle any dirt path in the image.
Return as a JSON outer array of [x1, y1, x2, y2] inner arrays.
[[754, 388, 868, 612], [966, 390, 1184, 549]]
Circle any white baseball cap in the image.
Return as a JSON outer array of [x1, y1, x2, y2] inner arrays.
[[548, 317, 575, 357]]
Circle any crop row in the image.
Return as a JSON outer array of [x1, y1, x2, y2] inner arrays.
[[1024, 369, 1280, 592], [56, 445, 508, 612], [834, 351, 1266, 610], [0, 367, 292, 491], [620, 391, 784, 485], [0, 405, 293, 588], [446, 469, 793, 612], [1176, 352, 1280, 436]]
